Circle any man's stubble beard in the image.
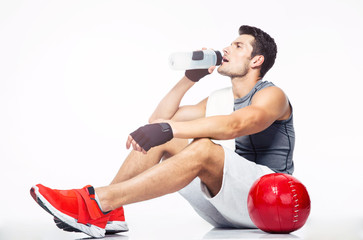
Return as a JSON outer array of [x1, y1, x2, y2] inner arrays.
[[217, 62, 249, 79]]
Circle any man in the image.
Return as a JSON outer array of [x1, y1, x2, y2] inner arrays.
[[30, 25, 294, 238]]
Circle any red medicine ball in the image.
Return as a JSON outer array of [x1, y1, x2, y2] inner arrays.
[[247, 173, 311, 233]]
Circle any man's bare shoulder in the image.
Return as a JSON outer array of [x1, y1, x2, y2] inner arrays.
[[252, 86, 288, 104], [251, 86, 291, 121]]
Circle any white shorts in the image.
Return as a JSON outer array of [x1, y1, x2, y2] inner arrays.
[[178, 146, 274, 228]]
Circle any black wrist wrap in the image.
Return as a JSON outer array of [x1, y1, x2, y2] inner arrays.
[[130, 123, 173, 151], [185, 69, 210, 82]]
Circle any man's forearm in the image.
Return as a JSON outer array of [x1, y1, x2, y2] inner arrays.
[[169, 115, 237, 140], [149, 76, 195, 123], [169, 107, 269, 141]]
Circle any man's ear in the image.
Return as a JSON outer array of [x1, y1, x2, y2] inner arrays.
[[251, 55, 264, 68]]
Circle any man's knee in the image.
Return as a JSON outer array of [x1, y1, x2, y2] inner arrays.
[[163, 138, 214, 160], [190, 138, 215, 150], [188, 138, 222, 163]]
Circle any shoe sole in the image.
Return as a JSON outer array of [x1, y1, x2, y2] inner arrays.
[[104, 220, 129, 234], [30, 185, 105, 238], [54, 217, 129, 234]]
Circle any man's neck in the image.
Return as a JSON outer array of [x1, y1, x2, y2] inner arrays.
[[231, 74, 261, 99]]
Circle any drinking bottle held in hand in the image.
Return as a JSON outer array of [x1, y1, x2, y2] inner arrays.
[[169, 49, 222, 70]]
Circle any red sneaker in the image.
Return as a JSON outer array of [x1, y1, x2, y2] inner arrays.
[[30, 184, 110, 238], [54, 207, 128, 234], [105, 206, 129, 233]]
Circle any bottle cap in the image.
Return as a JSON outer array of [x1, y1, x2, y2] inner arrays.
[[214, 51, 222, 66]]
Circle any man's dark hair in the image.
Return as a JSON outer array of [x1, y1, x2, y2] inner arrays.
[[239, 25, 277, 78]]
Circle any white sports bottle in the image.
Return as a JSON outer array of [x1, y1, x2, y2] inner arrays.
[[169, 49, 222, 70]]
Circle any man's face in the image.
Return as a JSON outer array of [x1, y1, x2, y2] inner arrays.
[[217, 34, 255, 78]]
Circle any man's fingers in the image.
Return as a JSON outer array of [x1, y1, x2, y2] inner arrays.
[[135, 142, 143, 152], [126, 135, 147, 153], [131, 140, 143, 153], [126, 135, 133, 149], [208, 66, 216, 73], [131, 139, 138, 151]]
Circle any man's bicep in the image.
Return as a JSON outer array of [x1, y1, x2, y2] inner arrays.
[[171, 97, 208, 122]]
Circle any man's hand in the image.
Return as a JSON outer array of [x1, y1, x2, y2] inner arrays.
[[126, 123, 174, 154]]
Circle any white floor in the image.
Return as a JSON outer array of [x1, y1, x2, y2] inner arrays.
[[0, 219, 306, 240], [1, 217, 362, 240], [1, 193, 362, 240]]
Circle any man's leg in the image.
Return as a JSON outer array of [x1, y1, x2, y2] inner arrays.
[[30, 138, 224, 238], [110, 138, 189, 184], [96, 138, 225, 212], [51, 137, 188, 234]]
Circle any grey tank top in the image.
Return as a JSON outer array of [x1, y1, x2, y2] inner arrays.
[[234, 80, 295, 174]]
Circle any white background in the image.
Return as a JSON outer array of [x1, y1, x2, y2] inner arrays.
[[0, 0, 362, 239]]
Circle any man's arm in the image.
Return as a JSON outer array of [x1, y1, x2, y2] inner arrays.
[[127, 75, 209, 153], [149, 76, 207, 123], [127, 86, 291, 153], [149, 60, 215, 123], [170, 86, 291, 140], [149, 76, 196, 123], [170, 97, 208, 122]]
